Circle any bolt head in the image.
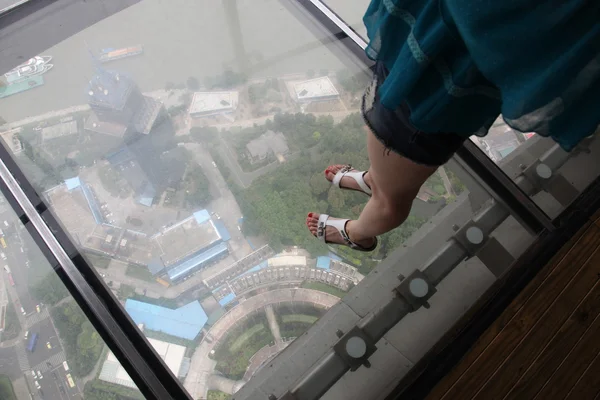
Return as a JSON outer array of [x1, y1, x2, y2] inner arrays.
[[346, 336, 367, 359], [466, 226, 484, 244], [536, 163, 552, 179], [409, 278, 429, 298]]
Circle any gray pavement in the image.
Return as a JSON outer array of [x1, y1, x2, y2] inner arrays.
[[0, 346, 20, 379], [264, 304, 283, 349]]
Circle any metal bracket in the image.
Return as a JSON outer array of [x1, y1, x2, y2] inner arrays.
[[453, 221, 489, 257], [395, 269, 437, 310], [521, 160, 578, 207], [276, 392, 295, 400], [332, 326, 377, 371]]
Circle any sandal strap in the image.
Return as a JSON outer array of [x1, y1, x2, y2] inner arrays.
[[331, 165, 372, 195], [317, 214, 377, 251]]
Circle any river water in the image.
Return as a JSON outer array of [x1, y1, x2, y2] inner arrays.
[[1, 0, 369, 122]]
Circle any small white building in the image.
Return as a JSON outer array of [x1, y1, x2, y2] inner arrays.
[[292, 76, 339, 103], [98, 337, 187, 388], [189, 91, 239, 118]]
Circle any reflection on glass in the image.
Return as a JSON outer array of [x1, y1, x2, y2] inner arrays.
[[322, 0, 370, 39], [0, 190, 145, 399], [0, 0, 31, 14], [0, 0, 530, 399]]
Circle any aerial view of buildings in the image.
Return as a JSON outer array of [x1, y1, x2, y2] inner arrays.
[[0, 3, 537, 398]]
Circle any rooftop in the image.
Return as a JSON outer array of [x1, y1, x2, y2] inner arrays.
[[87, 68, 134, 111], [125, 299, 207, 340], [268, 255, 307, 268], [189, 91, 239, 116], [166, 242, 229, 282], [41, 119, 78, 141], [292, 76, 339, 101], [45, 183, 98, 246], [99, 337, 187, 388], [152, 210, 221, 267]]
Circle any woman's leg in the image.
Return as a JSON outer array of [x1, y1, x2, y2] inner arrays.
[[306, 127, 437, 246]]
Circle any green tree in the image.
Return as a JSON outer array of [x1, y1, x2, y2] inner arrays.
[[309, 172, 330, 196], [186, 76, 200, 91], [327, 189, 345, 213], [30, 272, 69, 305]]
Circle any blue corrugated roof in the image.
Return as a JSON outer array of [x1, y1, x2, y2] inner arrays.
[[328, 252, 342, 261], [218, 292, 236, 307], [135, 181, 156, 207], [316, 256, 331, 270], [125, 299, 206, 340], [213, 221, 231, 242], [147, 257, 165, 276], [65, 177, 81, 191], [193, 209, 210, 224], [80, 183, 104, 224], [167, 242, 228, 281]]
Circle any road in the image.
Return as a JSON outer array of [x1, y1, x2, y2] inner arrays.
[[0, 215, 82, 400]]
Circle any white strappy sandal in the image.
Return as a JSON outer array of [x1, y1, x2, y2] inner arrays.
[[316, 214, 378, 252], [330, 164, 372, 196]]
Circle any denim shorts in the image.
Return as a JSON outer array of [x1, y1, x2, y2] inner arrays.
[[361, 62, 466, 166]]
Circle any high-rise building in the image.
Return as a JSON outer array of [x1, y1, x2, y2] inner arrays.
[[84, 68, 164, 137]]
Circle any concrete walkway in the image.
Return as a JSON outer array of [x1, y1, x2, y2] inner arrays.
[[264, 304, 283, 350]]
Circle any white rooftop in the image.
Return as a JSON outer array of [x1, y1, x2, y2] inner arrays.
[[268, 255, 307, 268], [99, 337, 187, 388], [293, 76, 339, 101], [189, 91, 239, 115]]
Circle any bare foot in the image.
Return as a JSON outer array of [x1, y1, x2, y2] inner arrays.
[[306, 212, 375, 248], [324, 164, 371, 194]]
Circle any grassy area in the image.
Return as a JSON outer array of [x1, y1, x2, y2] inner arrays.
[[117, 284, 136, 300], [301, 281, 347, 298], [229, 323, 266, 352], [1, 296, 21, 341], [84, 378, 145, 400], [214, 313, 274, 380], [207, 390, 232, 400], [125, 263, 155, 282], [282, 314, 318, 324], [84, 253, 111, 269], [0, 375, 16, 400]]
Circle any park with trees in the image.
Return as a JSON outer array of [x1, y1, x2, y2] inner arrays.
[[51, 301, 105, 377], [217, 112, 438, 273]]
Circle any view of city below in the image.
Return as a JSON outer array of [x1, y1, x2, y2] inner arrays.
[[0, 1, 538, 400]]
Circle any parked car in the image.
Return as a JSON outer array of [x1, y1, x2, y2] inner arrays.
[[36, 304, 41, 313], [46, 341, 52, 350], [34, 381, 40, 390], [0, 253, 6, 260], [20, 307, 25, 315], [24, 330, 29, 340], [36, 370, 43, 379]]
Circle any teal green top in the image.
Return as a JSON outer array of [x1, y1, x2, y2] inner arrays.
[[363, 0, 600, 151]]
